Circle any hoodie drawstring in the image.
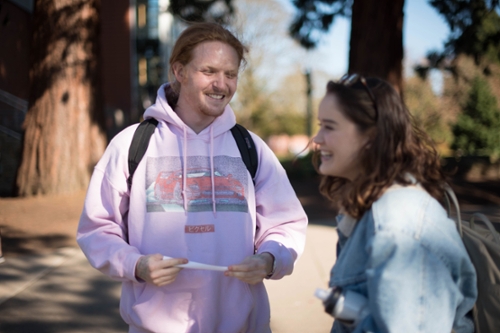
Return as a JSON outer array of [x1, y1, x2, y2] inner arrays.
[[182, 126, 188, 214], [210, 126, 216, 217], [181, 125, 217, 216]]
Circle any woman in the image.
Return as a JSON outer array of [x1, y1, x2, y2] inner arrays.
[[313, 75, 477, 333]]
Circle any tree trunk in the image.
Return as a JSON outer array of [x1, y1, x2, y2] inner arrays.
[[17, 0, 106, 196], [349, 0, 405, 94]]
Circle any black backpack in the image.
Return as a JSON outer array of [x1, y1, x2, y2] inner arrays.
[[444, 184, 500, 333], [127, 118, 258, 189]]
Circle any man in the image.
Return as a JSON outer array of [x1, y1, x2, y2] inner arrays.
[[77, 22, 307, 333]]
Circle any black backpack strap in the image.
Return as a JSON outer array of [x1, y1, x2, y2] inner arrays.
[[127, 118, 158, 189], [230, 123, 258, 183]]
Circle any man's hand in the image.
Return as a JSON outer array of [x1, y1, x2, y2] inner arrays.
[[225, 252, 274, 285], [135, 254, 188, 286]]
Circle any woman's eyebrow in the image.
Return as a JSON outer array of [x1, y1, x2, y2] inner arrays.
[[320, 119, 337, 125]]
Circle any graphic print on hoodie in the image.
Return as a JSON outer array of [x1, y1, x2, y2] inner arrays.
[[145, 155, 249, 213]]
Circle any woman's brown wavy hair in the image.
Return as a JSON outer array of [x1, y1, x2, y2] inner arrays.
[[313, 77, 446, 219]]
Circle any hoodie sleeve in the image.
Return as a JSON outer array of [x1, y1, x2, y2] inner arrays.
[[76, 127, 142, 282], [251, 134, 308, 280]]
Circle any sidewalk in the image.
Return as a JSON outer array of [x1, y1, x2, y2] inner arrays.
[[0, 222, 338, 333], [0, 199, 500, 333]]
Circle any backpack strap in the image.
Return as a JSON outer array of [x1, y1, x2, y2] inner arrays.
[[127, 118, 158, 189], [127, 120, 258, 189], [231, 123, 258, 183], [443, 183, 463, 237]]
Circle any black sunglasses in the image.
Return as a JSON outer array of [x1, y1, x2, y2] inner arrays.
[[339, 73, 378, 121]]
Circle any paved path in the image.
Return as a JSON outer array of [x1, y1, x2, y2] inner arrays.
[[2, 205, 498, 333], [0, 223, 338, 333], [266, 222, 336, 333]]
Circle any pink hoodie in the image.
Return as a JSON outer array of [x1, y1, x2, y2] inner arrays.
[[77, 84, 308, 333]]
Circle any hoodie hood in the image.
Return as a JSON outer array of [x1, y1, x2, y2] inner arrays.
[[142, 83, 238, 215], [143, 83, 237, 139]]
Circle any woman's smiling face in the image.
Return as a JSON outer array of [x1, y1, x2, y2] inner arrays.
[[313, 94, 370, 181]]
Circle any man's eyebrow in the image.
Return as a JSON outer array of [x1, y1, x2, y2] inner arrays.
[[201, 66, 237, 73]]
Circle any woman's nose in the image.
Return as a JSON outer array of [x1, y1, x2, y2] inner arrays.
[[312, 133, 322, 144]]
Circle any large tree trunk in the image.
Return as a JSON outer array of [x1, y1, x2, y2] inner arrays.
[[349, 0, 405, 94], [17, 0, 106, 196]]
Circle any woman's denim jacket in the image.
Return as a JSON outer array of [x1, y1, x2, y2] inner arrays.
[[330, 185, 477, 333]]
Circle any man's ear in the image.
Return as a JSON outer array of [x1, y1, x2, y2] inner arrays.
[[172, 62, 185, 82]]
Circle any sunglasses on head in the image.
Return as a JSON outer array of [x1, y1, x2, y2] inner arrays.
[[339, 73, 378, 121]]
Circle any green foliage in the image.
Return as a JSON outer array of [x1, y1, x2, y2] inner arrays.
[[279, 152, 318, 180], [475, 8, 500, 65], [429, 0, 500, 61], [232, 66, 307, 139], [169, 0, 234, 24], [232, 66, 273, 137], [404, 76, 452, 152], [418, 0, 500, 78], [288, 0, 352, 49], [452, 75, 500, 158]]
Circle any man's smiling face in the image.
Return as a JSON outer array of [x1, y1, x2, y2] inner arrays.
[[173, 41, 239, 132]]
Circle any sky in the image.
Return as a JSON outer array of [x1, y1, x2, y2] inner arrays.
[[231, 0, 451, 98], [404, 0, 450, 68], [307, 0, 451, 78]]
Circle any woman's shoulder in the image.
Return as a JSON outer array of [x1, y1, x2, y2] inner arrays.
[[377, 184, 432, 207], [370, 185, 447, 235]]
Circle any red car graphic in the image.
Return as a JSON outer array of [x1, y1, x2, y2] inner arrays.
[[154, 169, 245, 205]]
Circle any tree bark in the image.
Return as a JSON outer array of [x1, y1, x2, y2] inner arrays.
[[17, 0, 106, 196], [348, 0, 405, 94]]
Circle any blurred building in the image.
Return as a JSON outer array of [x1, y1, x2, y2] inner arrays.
[[0, 0, 180, 196], [0, 0, 32, 196], [267, 134, 310, 158], [135, 0, 182, 116]]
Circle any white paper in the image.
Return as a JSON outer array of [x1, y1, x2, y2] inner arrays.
[[163, 256, 228, 272]]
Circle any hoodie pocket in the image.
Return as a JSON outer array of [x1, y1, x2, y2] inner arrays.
[[129, 283, 192, 333], [212, 279, 260, 333]]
